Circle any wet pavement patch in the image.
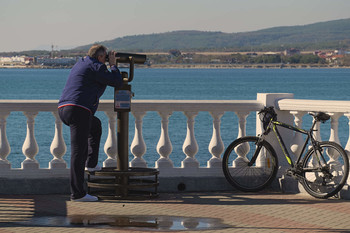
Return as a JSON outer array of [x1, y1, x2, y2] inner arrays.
[[14, 215, 231, 231]]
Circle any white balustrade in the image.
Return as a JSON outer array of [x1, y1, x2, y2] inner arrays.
[[290, 111, 306, 157], [2, 95, 350, 191], [0, 99, 263, 177], [312, 120, 322, 142], [344, 113, 350, 155], [232, 111, 250, 167], [235, 111, 249, 139], [2, 92, 350, 199], [49, 111, 67, 169], [156, 111, 173, 168], [207, 111, 224, 168], [21, 111, 39, 169], [130, 111, 147, 167], [103, 111, 118, 167], [328, 113, 343, 145], [182, 111, 199, 168], [0, 111, 11, 169], [327, 113, 343, 161]]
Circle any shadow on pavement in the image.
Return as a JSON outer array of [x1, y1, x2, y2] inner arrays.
[[108, 191, 349, 206], [0, 194, 68, 227]]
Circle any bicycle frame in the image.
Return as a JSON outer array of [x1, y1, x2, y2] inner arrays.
[[224, 108, 348, 198], [264, 119, 319, 168]]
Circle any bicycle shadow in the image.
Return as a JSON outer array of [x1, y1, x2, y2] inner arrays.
[[114, 190, 350, 206]]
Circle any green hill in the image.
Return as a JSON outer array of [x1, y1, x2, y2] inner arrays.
[[74, 18, 350, 52]]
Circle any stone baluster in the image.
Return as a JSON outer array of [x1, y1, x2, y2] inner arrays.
[[236, 111, 249, 139], [344, 114, 350, 186], [328, 113, 342, 145], [344, 113, 350, 156], [182, 111, 199, 168], [232, 111, 250, 167], [49, 111, 67, 169], [103, 111, 118, 167], [327, 113, 343, 161], [21, 111, 39, 169], [156, 111, 174, 168], [207, 111, 224, 168], [130, 111, 147, 167], [290, 111, 306, 157], [312, 120, 322, 141], [326, 113, 346, 180], [0, 111, 11, 169]]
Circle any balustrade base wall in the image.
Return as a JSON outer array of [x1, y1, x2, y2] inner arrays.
[[0, 176, 282, 195], [0, 177, 70, 195]]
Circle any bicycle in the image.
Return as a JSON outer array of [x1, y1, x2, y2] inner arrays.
[[222, 106, 349, 199]]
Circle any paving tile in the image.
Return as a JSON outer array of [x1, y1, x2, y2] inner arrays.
[[0, 192, 349, 233]]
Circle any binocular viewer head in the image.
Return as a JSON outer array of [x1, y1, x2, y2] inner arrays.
[[107, 52, 146, 82], [106, 52, 146, 64]]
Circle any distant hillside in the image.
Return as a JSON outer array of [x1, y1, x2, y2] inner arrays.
[[74, 18, 350, 52]]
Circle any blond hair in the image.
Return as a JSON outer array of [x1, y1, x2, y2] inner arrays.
[[87, 44, 107, 59]]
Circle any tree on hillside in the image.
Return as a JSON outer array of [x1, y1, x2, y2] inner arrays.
[[299, 54, 324, 64], [169, 49, 181, 57]]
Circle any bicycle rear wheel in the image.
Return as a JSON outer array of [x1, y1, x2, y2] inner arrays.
[[301, 141, 349, 199], [222, 136, 278, 192]]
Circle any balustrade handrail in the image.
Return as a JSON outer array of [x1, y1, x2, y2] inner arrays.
[[277, 98, 350, 112], [0, 99, 264, 112]]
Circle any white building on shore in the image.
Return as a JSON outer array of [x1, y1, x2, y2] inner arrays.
[[0, 56, 77, 67], [0, 56, 26, 66]]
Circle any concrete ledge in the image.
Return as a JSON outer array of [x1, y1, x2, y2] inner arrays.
[[158, 177, 235, 192], [0, 177, 234, 194], [0, 178, 70, 195], [3, 176, 324, 197], [0, 177, 283, 195]]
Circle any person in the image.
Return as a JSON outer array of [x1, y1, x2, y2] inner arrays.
[[58, 44, 123, 202]]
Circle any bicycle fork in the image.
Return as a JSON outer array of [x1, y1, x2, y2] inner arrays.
[[248, 143, 262, 167]]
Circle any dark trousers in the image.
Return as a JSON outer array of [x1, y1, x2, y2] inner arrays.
[[58, 105, 102, 199]]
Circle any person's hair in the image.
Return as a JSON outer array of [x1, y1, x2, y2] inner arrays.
[[88, 44, 107, 59]]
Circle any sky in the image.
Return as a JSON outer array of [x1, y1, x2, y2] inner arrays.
[[0, 0, 349, 52]]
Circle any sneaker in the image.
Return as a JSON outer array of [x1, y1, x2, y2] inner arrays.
[[71, 194, 98, 202], [85, 165, 102, 172]]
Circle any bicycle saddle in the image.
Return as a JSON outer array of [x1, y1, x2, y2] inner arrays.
[[310, 112, 330, 123]]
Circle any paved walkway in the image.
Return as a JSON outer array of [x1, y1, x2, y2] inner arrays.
[[0, 191, 350, 233]]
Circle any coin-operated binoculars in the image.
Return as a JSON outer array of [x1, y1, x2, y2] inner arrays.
[[87, 53, 159, 199], [113, 53, 147, 171]]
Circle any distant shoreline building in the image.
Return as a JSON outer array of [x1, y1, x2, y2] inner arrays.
[[1, 56, 77, 67]]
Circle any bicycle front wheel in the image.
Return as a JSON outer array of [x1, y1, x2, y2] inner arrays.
[[301, 141, 349, 199], [222, 136, 278, 192]]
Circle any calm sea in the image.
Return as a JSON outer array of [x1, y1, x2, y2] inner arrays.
[[0, 68, 350, 168]]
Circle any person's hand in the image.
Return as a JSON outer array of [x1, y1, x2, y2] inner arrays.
[[108, 51, 117, 66]]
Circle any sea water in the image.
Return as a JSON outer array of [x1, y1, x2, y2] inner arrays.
[[0, 68, 349, 168]]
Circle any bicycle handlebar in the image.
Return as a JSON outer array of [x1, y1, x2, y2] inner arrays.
[[259, 107, 330, 124]]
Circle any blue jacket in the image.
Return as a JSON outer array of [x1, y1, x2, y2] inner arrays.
[[58, 56, 122, 114]]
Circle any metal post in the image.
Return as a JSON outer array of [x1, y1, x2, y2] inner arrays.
[[116, 81, 131, 197], [117, 111, 129, 171]]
